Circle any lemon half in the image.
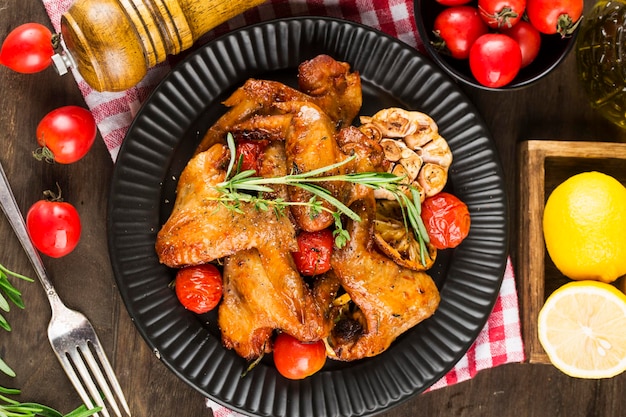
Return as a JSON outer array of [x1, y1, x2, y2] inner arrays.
[[538, 281, 626, 379]]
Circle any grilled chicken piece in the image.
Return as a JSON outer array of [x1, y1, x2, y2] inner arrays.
[[219, 244, 336, 360], [195, 54, 361, 154], [297, 54, 362, 128], [335, 126, 388, 173], [327, 194, 440, 361], [275, 101, 349, 232], [195, 80, 306, 154], [155, 143, 297, 268]]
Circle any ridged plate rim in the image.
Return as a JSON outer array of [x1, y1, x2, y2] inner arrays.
[[107, 17, 508, 417]]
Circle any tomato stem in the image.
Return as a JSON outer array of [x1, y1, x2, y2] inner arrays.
[[42, 183, 64, 203], [557, 13, 582, 38], [429, 30, 449, 55], [51, 33, 61, 50], [32, 146, 55, 164], [479, 6, 519, 29]]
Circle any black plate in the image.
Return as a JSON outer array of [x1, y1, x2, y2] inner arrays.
[[108, 17, 508, 417]]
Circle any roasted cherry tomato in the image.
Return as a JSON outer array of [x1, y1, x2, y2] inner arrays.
[[235, 139, 268, 173], [469, 33, 522, 88], [291, 229, 334, 276], [0, 23, 55, 74], [175, 264, 223, 314], [526, 0, 583, 36], [502, 21, 542, 68], [478, 0, 526, 28], [35, 106, 97, 164], [273, 333, 326, 379], [432, 6, 489, 60], [26, 193, 81, 258], [421, 192, 471, 250]]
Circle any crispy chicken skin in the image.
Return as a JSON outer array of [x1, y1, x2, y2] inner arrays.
[[155, 143, 297, 268], [195, 54, 361, 154], [219, 244, 335, 360], [327, 194, 440, 361], [297, 54, 362, 128], [194, 80, 306, 154]]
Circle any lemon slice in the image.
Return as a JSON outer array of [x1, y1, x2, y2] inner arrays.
[[538, 281, 626, 379], [373, 200, 436, 271]]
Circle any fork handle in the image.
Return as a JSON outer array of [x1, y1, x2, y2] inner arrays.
[[0, 162, 63, 310]]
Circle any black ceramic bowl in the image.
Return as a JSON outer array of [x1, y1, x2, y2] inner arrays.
[[414, 0, 578, 90]]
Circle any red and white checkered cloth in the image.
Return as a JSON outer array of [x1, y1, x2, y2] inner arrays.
[[39, 0, 525, 411]]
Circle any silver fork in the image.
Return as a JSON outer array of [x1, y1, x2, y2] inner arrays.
[[0, 161, 131, 417]]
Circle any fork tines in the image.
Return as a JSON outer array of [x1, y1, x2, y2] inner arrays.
[[52, 325, 131, 417]]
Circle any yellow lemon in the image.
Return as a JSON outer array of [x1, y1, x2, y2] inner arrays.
[[542, 171, 626, 283], [538, 281, 626, 379]]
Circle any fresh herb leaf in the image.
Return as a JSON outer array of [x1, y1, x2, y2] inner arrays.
[[0, 387, 20, 396], [62, 405, 102, 417], [0, 314, 10, 332], [332, 213, 351, 248], [0, 294, 9, 313], [0, 357, 15, 377]]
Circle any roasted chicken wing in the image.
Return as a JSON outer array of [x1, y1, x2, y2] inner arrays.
[[195, 54, 361, 154], [155, 143, 297, 268], [327, 194, 440, 361], [219, 243, 336, 360], [297, 54, 362, 128]]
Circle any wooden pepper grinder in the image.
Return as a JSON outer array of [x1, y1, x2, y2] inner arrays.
[[54, 0, 265, 92]]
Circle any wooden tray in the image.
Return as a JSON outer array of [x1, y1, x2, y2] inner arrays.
[[517, 140, 626, 364]]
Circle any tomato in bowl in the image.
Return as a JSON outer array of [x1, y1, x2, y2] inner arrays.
[[415, 0, 579, 90]]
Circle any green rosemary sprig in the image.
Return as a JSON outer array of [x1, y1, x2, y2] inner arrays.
[[0, 387, 100, 417], [216, 133, 430, 263], [0, 264, 100, 417], [0, 264, 33, 334]]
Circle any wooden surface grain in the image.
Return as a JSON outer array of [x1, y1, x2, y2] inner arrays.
[[1, 1, 626, 416]]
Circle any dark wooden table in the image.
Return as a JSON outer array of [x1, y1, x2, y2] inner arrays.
[[2, 1, 626, 416]]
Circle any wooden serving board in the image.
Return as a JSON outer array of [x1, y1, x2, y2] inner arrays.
[[517, 140, 626, 364]]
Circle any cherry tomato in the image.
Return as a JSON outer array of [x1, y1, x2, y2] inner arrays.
[[235, 139, 268, 173], [502, 21, 542, 68], [35, 106, 97, 164], [273, 333, 326, 379], [175, 264, 223, 314], [432, 6, 489, 60], [0, 23, 55, 74], [478, 0, 526, 29], [291, 229, 334, 276], [526, 0, 583, 36], [421, 192, 471, 250], [26, 194, 81, 258], [469, 33, 522, 88], [436, 0, 472, 5]]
